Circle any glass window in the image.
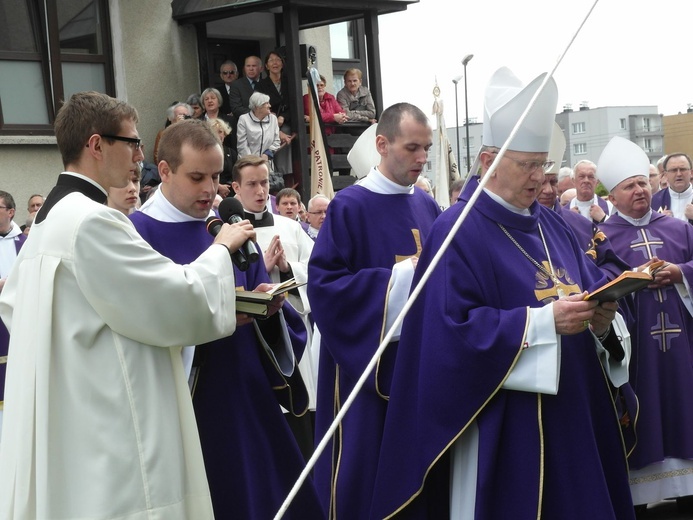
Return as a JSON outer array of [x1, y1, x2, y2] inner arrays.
[[0, 0, 113, 134], [574, 143, 587, 155], [0, 61, 49, 124], [572, 122, 585, 134], [620, 118, 626, 130], [330, 22, 356, 60]]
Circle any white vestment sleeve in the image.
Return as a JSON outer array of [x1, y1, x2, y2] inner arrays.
[[502, 303, 560, 395], [675, 279, 693, 317], [592, 312, 630, 387], [384, 258, 415, 342]]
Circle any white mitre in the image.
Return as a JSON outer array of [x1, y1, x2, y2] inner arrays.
[[347, 124, 379, 179], [597, 136, 650, 192], [482, 67, 558, 153]]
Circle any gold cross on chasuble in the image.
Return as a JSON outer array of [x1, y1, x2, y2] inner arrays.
[[534, 261, 581, 303], [395, 229, 423, 263]]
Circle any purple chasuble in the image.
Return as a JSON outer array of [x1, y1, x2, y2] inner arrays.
[[129, 211, 324, 520], [600, 212, 693, 469], [370, 186, 634, 520], [307, 185, 440, 519]]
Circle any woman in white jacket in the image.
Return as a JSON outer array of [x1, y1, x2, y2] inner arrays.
[[236, 91, 281, 164]]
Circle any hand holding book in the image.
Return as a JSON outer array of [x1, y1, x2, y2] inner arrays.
[[584, 259, 665, 302], [235, 278, 306, 319]]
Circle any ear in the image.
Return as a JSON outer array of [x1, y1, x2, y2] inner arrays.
[[232, 181, 241, 194], [479, 150, 496, 174], [607, 193, 617, 206], [158, 160, 172, 182], [85, 134, 103, 159], [375, 134, 388, 156]]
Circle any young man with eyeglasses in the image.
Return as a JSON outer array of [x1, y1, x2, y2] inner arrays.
[[219, 60, 238, 117], [0, 91, 256, 519], [651, 152, 693, 223], [371, 68, 634, 520]]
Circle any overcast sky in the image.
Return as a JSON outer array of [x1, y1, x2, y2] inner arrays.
[[377, 0, 691, 128]]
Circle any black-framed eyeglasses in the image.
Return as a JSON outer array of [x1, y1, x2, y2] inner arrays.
[[100, 134, 142, 151], [221, 70, 237, 76], [665, 167, 692, 175]]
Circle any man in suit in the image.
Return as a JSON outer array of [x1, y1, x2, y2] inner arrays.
[[229, 56, 263, 118], [218, 60, 238, 117], [651, 152, 693, 223]]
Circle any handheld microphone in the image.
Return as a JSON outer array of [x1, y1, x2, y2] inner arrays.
[[206, 215, 250, 271], [218, 197, 260, 265]]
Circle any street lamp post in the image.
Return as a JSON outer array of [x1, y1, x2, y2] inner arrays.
[[462, 54, 474, 174], [452, 74, 463, 172]]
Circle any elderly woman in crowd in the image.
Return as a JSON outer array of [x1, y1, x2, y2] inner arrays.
[[303, 74, 347, 135], [336, 68, 377, 124], [236, 91, 281, 164]]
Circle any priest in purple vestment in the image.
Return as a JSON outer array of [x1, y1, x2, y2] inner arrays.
[[371, 68, 635, 520], [130, 120, 324, 520], [0, 190, 26, 434], [598, 136, 693, 513], [308, 102, 441, 519]]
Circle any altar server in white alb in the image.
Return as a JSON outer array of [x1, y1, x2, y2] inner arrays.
[[0, 91, 255, 520]]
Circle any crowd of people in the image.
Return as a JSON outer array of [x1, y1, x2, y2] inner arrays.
[[0, 60, 691, 520]]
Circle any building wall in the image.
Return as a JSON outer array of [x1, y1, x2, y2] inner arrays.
[[555, 105, 660, 168], [663, 112, 693, 158]]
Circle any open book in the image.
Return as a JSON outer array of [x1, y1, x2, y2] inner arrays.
[[584, 260, 665, 302], [235, 278, 306, 318]]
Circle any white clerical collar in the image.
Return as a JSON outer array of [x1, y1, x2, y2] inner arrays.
[[357, 167, 414, 195], [0, 221, 22, 240], [483, 188, 531, 215], [617, 209, 652, 227], [62, 171, 109, 198], [307, 226, 319, 238], [669, 185, 693, 200], [246, 208, 267, 220], [570, 194, 598, 208], [139, 188, 213, 223]]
